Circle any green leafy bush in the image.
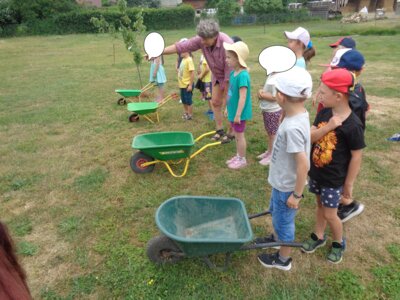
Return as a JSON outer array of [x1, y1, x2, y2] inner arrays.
[[216, 0, 240, 25], [54, 5, 194, 34], [244, 0, 283, 15], [1, 4, 194, 36]]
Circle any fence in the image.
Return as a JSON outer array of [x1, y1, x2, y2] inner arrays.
[[231, 10, 317, 26]]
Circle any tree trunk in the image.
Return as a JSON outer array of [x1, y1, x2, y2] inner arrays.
[[136, 64, 143, 88]]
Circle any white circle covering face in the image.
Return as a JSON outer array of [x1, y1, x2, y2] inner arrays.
[[144, 32, 165, 59], [258, 46, 297, 75]]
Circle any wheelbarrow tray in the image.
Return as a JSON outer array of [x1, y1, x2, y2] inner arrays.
[[156, 196, 253, 257], [132, 132, 195, 160], [115, 89, 142, 97], [127, 102, 158, 115]]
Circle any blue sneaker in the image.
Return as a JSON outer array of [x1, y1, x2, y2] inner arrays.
[[387, 133, 400, 141]]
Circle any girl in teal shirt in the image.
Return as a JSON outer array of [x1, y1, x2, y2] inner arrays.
[[223, 41, 252, 170]]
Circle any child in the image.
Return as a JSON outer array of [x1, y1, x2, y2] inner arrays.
[[149, 55, 167, 102], [329, 49, 368, 222], [329, 36, 356, 57], [196, 53, 213, 117], [284, 27, 315, 69], [257, 73, 282, 166], [302, 69, 365, 264], [257, 66, 313, 271], [223, 41, 252, 170], [223, 35, 243, 140], [178, 51, 195, 120], [314, 37, 356, 112]]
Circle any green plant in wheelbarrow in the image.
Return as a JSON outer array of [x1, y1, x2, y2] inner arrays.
[[130, 131, 226, 178], [146, 196, 303, 270]]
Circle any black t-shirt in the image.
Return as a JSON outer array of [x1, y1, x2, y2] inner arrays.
[[309, 108, 366, 188]]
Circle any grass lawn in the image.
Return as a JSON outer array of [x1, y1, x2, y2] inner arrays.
[[1, 18, 400, 299]]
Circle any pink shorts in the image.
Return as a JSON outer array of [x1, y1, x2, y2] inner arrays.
[[230, 121, 246, 133], [262, 110, 282, 135]]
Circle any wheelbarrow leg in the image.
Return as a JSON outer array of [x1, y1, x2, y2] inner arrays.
[[142, 114, 155, 124], [160, 159, 191, 178], [202, 252, 232, 271]]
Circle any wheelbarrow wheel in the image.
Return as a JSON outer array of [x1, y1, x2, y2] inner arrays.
[[130, 151, 155, 173], [147, 235, 184, 264], [129, 113, 139, 122], [117, 97, 126, 105]]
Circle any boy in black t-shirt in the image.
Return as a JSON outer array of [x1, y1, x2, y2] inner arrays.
[[330, 49, 368, 222], [302, 69, 365, 264]]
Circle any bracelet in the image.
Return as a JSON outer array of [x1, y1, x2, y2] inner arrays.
[[293, 192, 303, 200]]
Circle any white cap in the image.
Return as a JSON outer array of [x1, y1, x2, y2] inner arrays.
[[284, 27, 310, 48], [274, 66, 313, 98]]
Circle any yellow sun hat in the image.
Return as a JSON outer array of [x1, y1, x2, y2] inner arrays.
[[223, 41, 249, 68]]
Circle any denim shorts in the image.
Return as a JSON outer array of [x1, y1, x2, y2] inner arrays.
[[308, 178, 343, 208], [180, 86, 193, 105], [269, 188, 297, 242]]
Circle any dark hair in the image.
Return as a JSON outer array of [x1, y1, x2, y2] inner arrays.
[[0, 222, 31, 299], [231, 36, 242, 42], [303, 46, 316, 63]]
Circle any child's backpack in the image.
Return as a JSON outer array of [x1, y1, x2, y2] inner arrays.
[[349, 83, 369, 131]]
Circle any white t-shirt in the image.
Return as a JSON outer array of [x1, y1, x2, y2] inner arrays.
[[268, 111, 311, 192], [259, 75, 281, 113]]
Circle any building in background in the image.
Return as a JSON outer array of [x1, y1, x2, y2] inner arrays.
[[161, 0, 183, 7], [76, 0, 102, 7]]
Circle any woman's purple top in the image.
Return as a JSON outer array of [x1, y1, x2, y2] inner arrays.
[[175, 32, 233, 90]]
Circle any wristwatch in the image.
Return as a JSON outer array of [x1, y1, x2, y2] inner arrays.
[[293, 192, 303, 200]]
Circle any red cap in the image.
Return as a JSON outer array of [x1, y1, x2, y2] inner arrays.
[[321, 68, 354, 93], [329, 37, 344, 48], [329, 37, 356, 49]]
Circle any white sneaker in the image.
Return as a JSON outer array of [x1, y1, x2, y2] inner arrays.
[[226, 154, 239, 165], [259, 153, 272, 166], [228, 157, 247, 169], [257, 150, 270, 160]]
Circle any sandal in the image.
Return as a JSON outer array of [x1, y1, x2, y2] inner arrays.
[[221, 134, 234, 143], [211, 129, 225, 141]]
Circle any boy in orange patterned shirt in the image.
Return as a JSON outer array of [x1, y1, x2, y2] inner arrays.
[[302, 69, 365, 264]]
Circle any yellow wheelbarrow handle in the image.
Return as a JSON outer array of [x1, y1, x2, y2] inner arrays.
[[139, 159, 190, 178]]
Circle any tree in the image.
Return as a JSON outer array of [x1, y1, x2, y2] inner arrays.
[[0, 0, 16, 27], [206, 0, 220, 8], [244, 0, 283, 15], [216, 0, 240, 25], [91, 0, 147, 87]]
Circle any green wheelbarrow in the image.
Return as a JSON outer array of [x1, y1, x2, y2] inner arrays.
[[127, 93, 178, 123], [146, 196, 303, 270], [115, 82, 155, 105], [130, 131, 223, 178]]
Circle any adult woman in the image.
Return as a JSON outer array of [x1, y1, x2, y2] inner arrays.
[[163, 19, 233, 140]]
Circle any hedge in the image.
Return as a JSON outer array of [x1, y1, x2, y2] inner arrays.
[[0, 5, 195, 36]]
